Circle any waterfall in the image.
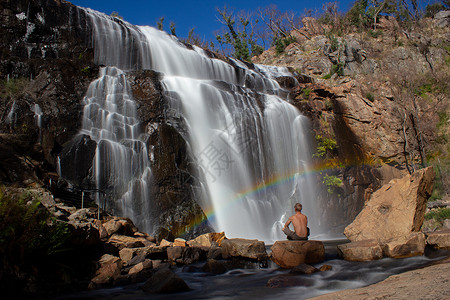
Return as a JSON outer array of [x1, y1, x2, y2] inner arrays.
[[79, 66, 153, 233], [32, 103, 43, 142], [78, 9, 320, 241]]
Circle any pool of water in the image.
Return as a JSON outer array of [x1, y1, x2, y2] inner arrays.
[[53, 245, 449, 300]]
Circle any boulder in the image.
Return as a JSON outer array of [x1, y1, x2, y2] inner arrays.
[[270, 240, 325, 268], [344, 167, 435, 244], [187, 232, 226, 247], [338, 240, 383, 261], [67, 220, 100, 247], [103, 218, 138, 237], [221, 238, 268, 261], [128, 259, 153, 275], [89, 255, 123, 289], [106, 234, 145, 253], [119, 248, 139, 265], [167, 246, 207, 264], [207, 246, 223, 260], [141, 268, 190, 293], [382, 232, 426, 258], [426, 229, 450, 249], [202, 259, 228, 275], [173, 238, 186, 247], [160, 239, 173, 247], [433, 10, 450, 28]]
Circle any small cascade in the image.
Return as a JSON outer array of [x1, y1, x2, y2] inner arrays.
[[6, 101, 17, 128], [79, 66, 154, 233], [32, 103, 43, 142], [72, 8, 322, 241]]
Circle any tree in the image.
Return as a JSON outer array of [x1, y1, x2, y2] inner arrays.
[[215, 7, 261, 61], [157, 17, 165, 31], [170, 21, 176, 36]]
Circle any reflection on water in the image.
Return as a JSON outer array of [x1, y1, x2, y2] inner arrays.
[[54, 248, 449, 300]]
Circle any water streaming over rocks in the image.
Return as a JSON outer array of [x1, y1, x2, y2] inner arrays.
[[65, 8, 321, 241]]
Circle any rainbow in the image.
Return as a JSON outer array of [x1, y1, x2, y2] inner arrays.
[[174, 159, 373, 237]]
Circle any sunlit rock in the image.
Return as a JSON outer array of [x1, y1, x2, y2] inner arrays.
[[221, 238, 268, 261], [382, 232, 426, 258], [426, 229, 450, 249], [337, 239, 383, 261], [344, 167, 435, 243], [271, 240, 325, 268]]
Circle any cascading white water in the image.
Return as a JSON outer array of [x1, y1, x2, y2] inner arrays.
[[32, 103, 43, 142], [79, 66, 153, 233], [81, 9, 320, 241]]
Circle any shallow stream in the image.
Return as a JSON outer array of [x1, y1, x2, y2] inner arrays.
[[54, 243, 449, 300]]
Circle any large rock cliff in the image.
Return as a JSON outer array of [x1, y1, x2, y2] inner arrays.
[[0, 0, 210, 240]]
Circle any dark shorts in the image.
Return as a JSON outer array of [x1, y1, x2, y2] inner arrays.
[[283, 227, 308, 241]]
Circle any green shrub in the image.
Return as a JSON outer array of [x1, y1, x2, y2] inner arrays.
[[314, 135, 337, 158], [425, 208, 450, 223], [368, 29, 382, 38], [323, 174, 343, 194], [0, 188, 70, 265], [302, 88, 311, 99], [274, 36, 297, 55], [322, 73, 332, 79], [365, 92, 374, 102]]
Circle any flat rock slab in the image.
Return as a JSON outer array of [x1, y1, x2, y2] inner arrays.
[[271, 240, 324, 268], [337, 239, 383, 261], [310, 258, 450, 299], [426, 229, 450, 249]]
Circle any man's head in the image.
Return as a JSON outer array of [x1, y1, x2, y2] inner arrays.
[[294, 203, 302, 212]]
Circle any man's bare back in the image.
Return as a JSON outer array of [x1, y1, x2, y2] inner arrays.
[[283, 203, 308, 240], [286, 212, 308, 237]]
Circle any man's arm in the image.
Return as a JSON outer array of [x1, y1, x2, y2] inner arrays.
[[284, 217, 292, 229]]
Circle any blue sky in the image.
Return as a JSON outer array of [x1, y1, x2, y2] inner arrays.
[[69, 0, 355, 42]]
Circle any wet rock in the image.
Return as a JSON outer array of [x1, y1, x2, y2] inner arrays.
[[344, 167, 435, 244], [266, 275, 315, 288], [221, 238, 268, 261], [270, 240, 325, 268], [202, 259, 228, 275], [58, 134, 97, 187], [167, 246, 207, 265], [426, 229, 450, 249], [338, 239, 383, 261], [319, 264, 333, 272], [141, 268, 190, 294], [382, 232, 426, 258], [207, 246, 223, 260], [289, 263, 319, 275]]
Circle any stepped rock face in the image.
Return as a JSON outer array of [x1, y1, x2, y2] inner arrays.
[[344, 167, 435, 243], [0, 0, 210, 239]]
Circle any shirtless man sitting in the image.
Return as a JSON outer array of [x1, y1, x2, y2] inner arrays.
[[283, 203, 309, 240]]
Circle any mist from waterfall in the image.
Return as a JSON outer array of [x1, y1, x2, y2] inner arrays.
[[81, 9, 320, 241]]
